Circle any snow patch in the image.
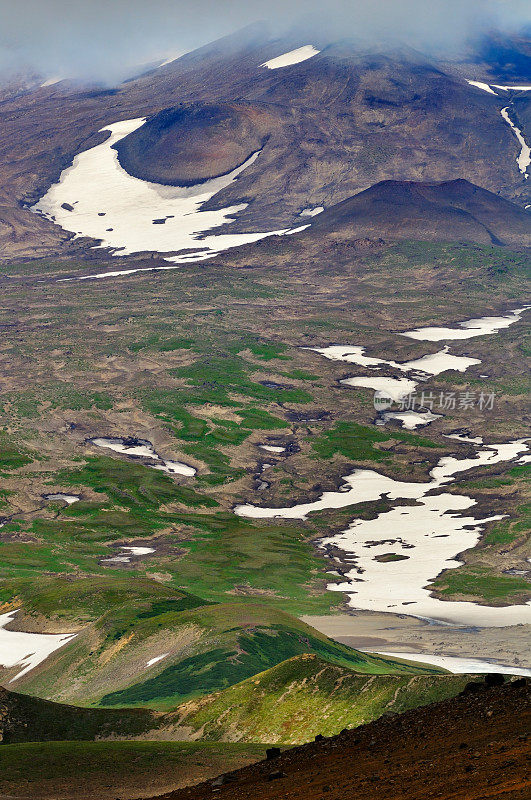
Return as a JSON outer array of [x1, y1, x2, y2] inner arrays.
[[90, 437, 196, 476], [466, 80, 497, 95], [146, 653, 169, 667], [341, 376, 417, 402], [40, 77, 63, 88], [43, 493, 80, 505], [402, 307, 529, 341], [492, 85, 531, 92], [0, 611, 76, 682], [261, 45, 320, 70], [381, 410, 441, 430], [364, 650, 531, 676], [235, 439, 530, 627], [300, 206, 324, 217], [501, 107, 530, 177], [32, 118, 294, 273]]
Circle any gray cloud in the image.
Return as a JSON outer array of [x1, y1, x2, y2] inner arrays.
[[0, 0, 529, 83]]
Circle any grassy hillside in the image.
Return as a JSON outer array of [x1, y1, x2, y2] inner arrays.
[[2, 656, 462, 748], [0, 685, 161, 745], [169, 654, 470, 744], [2, 574, 210, 631], [0, 740, 267, 800], [15, 601, 442, 710]]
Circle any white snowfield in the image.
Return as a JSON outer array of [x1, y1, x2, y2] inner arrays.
[[260, 45, 320, 70], [341, 375, 417, 402], [381, 410, 441, 430], [364, 651, 531, 677], [259, 444, 286, 454], [310, 344, 480, 377], [146, 653, 169, 668], [466, 80, 530, 178], [402, 307, 529, 341], [467, 79, 531, 94], [300, 206, 324, 217], [101, 545, 156, 564], [32, 118, 298, 276], [236, 439, 530, 627], [493, 84, 531, 92], [501, 107, 530, 176], [90, 437, 196, 476], [466, 80, 498, 95], [40, 77, 63, 88], [0, 611, 76, 682], [309, 313, 509, 431], [44, 493, 80, 504]]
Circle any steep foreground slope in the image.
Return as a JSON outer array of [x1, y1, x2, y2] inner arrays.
[[151, 678, 531, 800]]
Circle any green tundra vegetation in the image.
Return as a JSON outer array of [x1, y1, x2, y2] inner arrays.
[[0, 239, 529, 718], [15, 599, 444, 710], [0, 740, 268, 800]]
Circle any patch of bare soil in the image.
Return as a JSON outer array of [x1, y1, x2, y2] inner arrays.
[[151, 678, 530, 800]]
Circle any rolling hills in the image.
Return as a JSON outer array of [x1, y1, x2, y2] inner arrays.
[[11, 598, 442, 710], [2, 654, 468, 747], [168, 654, 469, 744]]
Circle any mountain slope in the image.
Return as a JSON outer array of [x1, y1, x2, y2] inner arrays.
[[0, 685, 157, 744], [308, 178, 531, 247], [13, 601, 442, 709], [168, 654, 469, 744], [151, 677, 531, 800], [114, 102, 280, 186], [0, 29, 528, 260], [1, 656, 467, 747]]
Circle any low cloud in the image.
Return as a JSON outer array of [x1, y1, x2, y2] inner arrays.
[[0, 0, 529, 84]]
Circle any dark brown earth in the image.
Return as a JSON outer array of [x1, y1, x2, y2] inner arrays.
[[149, 678, 531, 800], [114, 102, 279, 186], [309, 178, 531, 247]]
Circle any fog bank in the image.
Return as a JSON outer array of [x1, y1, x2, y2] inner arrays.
[[0, 0, 529, 84]]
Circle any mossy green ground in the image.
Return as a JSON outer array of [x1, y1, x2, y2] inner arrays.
[[173, 655, 470, 743], [0, 741, 267, 799], [0, 239, 529, 678]]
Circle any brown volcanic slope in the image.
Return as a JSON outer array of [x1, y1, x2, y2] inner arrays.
[[148, 679, 530, 800], [114, 102, 279, 185], [309, 178, 531, 247], [0, 26, 529, 260]]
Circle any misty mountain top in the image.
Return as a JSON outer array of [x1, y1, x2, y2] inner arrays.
[[1, 0, 530, 85]]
